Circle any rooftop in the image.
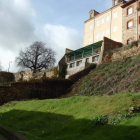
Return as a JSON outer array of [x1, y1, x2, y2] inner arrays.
[[66, 40, 103, 56]]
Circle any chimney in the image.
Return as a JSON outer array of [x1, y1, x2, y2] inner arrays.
[[89, 10, 99, 19]]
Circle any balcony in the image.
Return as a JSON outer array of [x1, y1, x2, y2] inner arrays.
[[67, 51, 100, 62]]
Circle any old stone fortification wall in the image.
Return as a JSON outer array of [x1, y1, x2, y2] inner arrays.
[[14, 69, 54, 82], [0, 79, 73, 105], [0, 72, 15, 83], [103, 45, 140, 63]]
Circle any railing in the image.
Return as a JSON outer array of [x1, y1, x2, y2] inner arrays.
[[67, 56, 75, 62], [75, 54, 82, 59], [84, 51, 92, 57], [67, 51, 100, 62]]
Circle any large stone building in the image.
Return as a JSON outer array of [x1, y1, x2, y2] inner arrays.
[[59, 0, 140, 78]]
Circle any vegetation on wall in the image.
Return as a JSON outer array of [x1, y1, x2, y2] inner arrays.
[[113, 40, 140, 53], [51, 67, 59, 78], [59, 63, 67, 78]]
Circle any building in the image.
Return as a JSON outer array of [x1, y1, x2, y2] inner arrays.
[[58, 0, 140, 78], [122, 0, 140, 44], [84, 0, 125, 47], [59, 37, 122, 78]]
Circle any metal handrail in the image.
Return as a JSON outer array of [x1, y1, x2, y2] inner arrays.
[[67, 52, 100, 62]]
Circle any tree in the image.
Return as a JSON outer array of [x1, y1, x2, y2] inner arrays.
[[15, 41, 56, 73]]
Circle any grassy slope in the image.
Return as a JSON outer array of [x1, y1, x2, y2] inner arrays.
[[69, 55, 140, 96], [0, 93, 140, 139]]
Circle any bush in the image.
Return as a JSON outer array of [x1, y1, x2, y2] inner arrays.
[[0, 82, 10, 86], [59, 63, 67, 78], [53, 67, 58, 77], [109, 113, 136, 126], [93, 116, 108, 126]]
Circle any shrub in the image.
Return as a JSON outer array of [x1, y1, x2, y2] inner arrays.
[[109, 113, 136, 126], [0, 82, 10, 86], [53, 67, 58, 77], [59, 63, 67, 78], [138, 78, 140, 84], [93, 116, 108, 126], [131, 41, 138, 47]]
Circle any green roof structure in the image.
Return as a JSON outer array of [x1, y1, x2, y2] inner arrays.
[[66, 40, 103, 56]]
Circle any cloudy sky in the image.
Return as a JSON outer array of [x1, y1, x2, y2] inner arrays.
[[0, 0, 112, 72]]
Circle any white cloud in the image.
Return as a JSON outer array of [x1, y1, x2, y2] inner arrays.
[[0, 0, 82, 72]]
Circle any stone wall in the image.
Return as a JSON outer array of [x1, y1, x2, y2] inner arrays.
[[0, 79, 73, 105], [14, 69, 54, 82], [103, 45, 140, 63], [0, 72, 15, 83], [102, 37, 123, 57], [122, 1, 140, 44]]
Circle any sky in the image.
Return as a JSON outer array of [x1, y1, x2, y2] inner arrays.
[[0, 0, 112, 72]]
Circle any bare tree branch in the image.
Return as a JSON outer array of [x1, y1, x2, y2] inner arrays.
[[15, 41, 56, 73]]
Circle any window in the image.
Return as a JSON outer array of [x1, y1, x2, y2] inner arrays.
[[114, 0, 117, 5], [70, 63, 75, 68], [96, 21, 100, 26], [77, 60, 82, 66], [127, 7, 133, 15], [68, 56, 74, 61], [101, 18, 105, 24], [106, 29, 109, 35], [92, 56, 99, 62], [89, 24, 93, 29], [127, 20, 133, 29], [113, 12, 117, 18], [96, 33, 99, 39], [127, 38, 133, 45], [113, 26, 117, 32], [89, 36, 92, 42], [90, 13, 94, 18], [106, 16, 110, 22], [100, 31, 104, 37], [86, 58, 89, 63]]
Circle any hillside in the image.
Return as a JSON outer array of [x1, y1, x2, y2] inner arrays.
[[0, 93, 140, 140], [68, 55, 140, 97], [1, 56, 140, 139]]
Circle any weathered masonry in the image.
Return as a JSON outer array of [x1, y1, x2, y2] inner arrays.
[[58, 37, 122, 78], [122, 0, 140, 45], [58, 0, 140, 78], [65, 41, 102, 78]]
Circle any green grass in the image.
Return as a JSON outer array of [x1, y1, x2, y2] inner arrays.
[[0, 93, 140, 139], [70, 55, 140, 96]]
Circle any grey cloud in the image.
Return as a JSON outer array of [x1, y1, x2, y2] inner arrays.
[[0, 0, 83, 72]]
